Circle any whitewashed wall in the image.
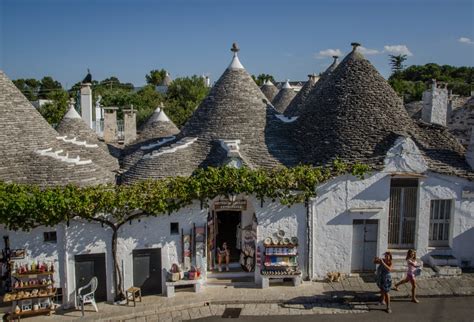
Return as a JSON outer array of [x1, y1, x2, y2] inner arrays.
[[252, 197, 307, 283], [118, 201, 207, 294], [312, 172, 391, 279], [311, 171, 474, 279]]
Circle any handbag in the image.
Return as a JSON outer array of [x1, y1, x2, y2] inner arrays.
[[414, 267, 422, 276]]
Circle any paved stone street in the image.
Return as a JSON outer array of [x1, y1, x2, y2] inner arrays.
[[18, 273, 474, 321]]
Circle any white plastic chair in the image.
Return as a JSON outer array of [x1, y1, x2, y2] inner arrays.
[[76, 276, 98, 316]]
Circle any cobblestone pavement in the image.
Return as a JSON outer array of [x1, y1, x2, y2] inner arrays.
[[23, 273, 474, 321]]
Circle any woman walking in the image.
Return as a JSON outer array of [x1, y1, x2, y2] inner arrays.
[[375, 251, 393, 313], [394, 249, 420, 303]]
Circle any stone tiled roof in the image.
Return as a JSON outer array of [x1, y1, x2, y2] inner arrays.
[[56, 105, 120, 172], [137, 105, 179, 142], [120, 106, 180, 173], [0, 71, 115, 186], [260, 80, 279, 102], [121, 49, 299, 183], [284, 74, 318, 117], [294, 46, 473, 180], [271, 81, 296, 113]]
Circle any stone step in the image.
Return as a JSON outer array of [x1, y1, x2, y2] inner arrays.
[[205, 276, 255, 287]]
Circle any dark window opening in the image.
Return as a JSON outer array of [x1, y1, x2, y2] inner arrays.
[[170, 222, 179, 235], [43, 231, 57, 243]]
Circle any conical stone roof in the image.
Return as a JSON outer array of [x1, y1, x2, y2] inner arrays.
[[56, 102, 120, 172], [0, 71, 115, 186], [292, 56, 339, 118], [271, 80, 296, 113], [294, 44, 472, 179], [121, 46, 299, 183], [260, 80, 279, 102], [284, 74, 318, 117], [137, 104, 179, 142], [120, 105, 181, 173]]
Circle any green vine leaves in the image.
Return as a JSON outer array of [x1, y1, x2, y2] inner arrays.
[[0, 161, 370, 231]]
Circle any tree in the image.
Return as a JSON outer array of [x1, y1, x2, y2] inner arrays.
[[252, 74, 275, 86], [389, 63, 474, 101], [38, 89, 69, 126], [146, 69, 168, 86], [38, 76, 62, 99], [164, 75, 210, 127], [389, 54, 408, 75], [13, 78, 41, 101]]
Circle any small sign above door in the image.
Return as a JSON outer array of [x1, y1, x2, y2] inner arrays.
[[214, 200, 247, 211], [462, 188, 474, 199]]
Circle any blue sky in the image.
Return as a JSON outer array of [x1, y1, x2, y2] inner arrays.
[[1, 0, 473, 88]]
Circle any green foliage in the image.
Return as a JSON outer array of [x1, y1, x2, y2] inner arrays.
[[0, 162, 370, 300], [12, 78, 41, 101], [164, 76, 210, 127], [0, 162, 371, 231], [38, 89, 70, 126], [145, 69, 167, 86], [389, 54, 408, 74], [252, 74, 275, 86], [389, 63, 474, 102]]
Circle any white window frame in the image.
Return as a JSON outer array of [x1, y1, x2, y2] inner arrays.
[[428, 199, 453, 247]]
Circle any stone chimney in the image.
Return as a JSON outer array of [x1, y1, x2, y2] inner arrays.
[[422, 79, 448, 126], [103, 107, 118, 143], [467, 127, 474, 170], [123, 106, 137, 145], [80, 83, 93, 129], [94, 95, 103, 134]]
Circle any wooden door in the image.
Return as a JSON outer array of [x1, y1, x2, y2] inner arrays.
[[133, 248, 162, 295], [75, 253, 107, 301]]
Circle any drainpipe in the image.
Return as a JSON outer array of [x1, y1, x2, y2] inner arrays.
[[305, 199, 313, 280]]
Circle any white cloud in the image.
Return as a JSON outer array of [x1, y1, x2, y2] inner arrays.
[[315, 48, 343, 59], [358, 46, 380, 55], [383, 45, 413, 56], [458, 37, 474, 45]]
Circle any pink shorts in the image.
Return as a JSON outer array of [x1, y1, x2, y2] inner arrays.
[[407, 273, 415, 281]]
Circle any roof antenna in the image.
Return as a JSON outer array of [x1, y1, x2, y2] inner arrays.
[[350, 42, 361, 52], [332, 55, 339, 63]]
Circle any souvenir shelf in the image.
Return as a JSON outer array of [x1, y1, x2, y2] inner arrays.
[[261, 243, 301, 278], [4, 262, 56, 320]]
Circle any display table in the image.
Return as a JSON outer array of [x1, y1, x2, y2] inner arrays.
[[260, 275, 302, 288], [165, 279, 203, 298]]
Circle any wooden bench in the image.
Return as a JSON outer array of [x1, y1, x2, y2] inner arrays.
[[260, 275, 302, 288], [165, 279, 203, 298]]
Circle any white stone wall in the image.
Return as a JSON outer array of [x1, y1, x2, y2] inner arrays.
[[252, 197, 307, 283], [312, 172, 391, 279], [311, 171, 474, 279], [118, 201, 207, 295]]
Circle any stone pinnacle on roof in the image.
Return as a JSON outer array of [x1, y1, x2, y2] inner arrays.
[[228, 42, 244, 70], [63, 98, 82, 119], [351, 42, 361, 51]]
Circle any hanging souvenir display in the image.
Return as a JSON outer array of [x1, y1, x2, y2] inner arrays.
[[239, 224, 256, 272]]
